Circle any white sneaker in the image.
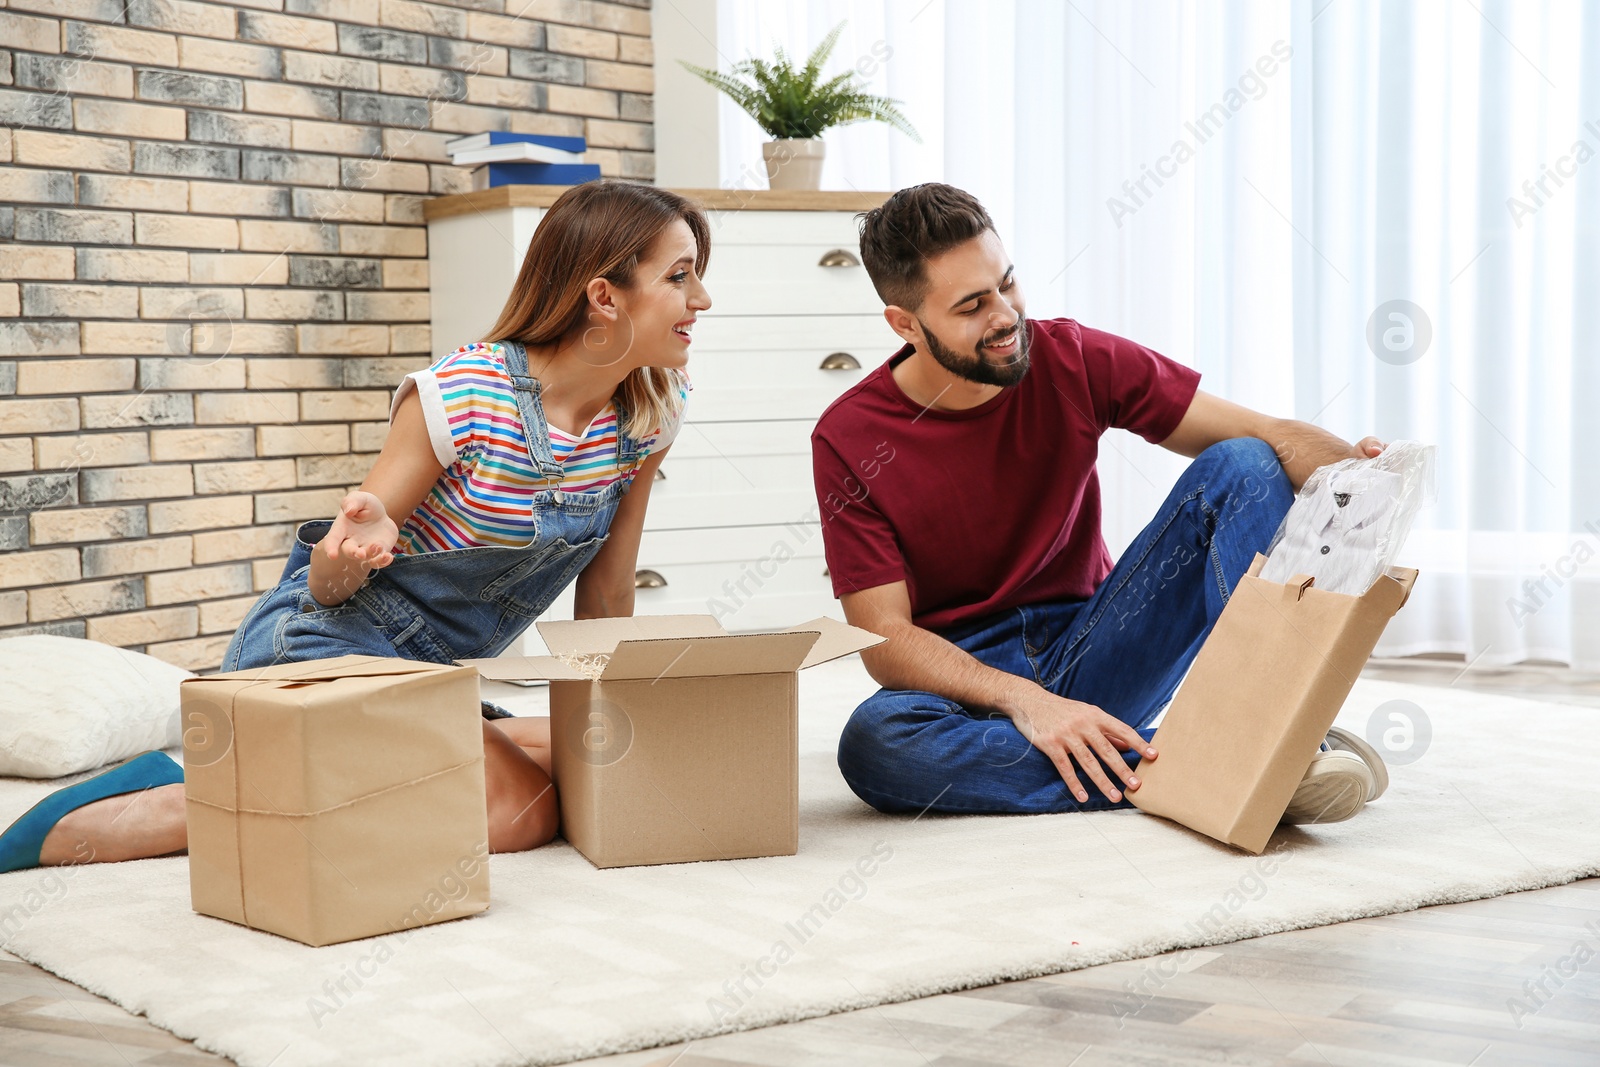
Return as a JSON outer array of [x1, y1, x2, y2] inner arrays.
[[1324, 725, 1389, 801], [1281, 750, 1375, 825]]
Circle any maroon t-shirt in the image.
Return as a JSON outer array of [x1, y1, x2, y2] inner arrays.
[[811, 317, 1202, 632]]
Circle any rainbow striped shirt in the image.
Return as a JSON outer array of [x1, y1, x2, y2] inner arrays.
[[388, 342, 688, 555]]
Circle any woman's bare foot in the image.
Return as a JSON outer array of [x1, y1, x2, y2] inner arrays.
[[38, 782, 188, 865]]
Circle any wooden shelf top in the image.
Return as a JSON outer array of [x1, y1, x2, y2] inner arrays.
[[423, 185, 893, 221]]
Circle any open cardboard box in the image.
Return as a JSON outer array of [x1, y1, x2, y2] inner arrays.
[[1129, 553, 1419, 853], [460, 615, 884, 869]]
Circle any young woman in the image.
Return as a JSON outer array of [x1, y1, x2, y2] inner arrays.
[[0, 180, 712, 872]]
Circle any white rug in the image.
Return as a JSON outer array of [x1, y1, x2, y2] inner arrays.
[[1, 658, 1597, 1067]]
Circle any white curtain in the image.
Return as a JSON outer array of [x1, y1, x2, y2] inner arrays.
[[716, 0, 1599, 668]]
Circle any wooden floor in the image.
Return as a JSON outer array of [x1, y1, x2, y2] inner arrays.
[[2, 656, 1597, 1067]]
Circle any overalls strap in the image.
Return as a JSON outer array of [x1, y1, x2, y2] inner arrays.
[[499, 339, 567, 483]]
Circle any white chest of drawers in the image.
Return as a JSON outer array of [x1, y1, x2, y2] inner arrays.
[[423, 186, 897, 648]]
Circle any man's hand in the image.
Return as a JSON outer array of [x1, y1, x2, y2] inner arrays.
[[1351, 436, 1386, 459], [1003, 688, 1158, 804], [325, 490, 398, 568]]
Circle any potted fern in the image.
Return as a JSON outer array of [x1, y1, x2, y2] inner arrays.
[[681, 22, 920, 191]]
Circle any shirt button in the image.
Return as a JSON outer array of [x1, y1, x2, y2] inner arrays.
[[1320, 545, 1331, 555]]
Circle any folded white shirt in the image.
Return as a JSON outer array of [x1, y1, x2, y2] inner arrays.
[[1260, 466, 1405, 595]]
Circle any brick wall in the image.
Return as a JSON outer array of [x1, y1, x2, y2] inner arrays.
[[0, 0, 653, 670]]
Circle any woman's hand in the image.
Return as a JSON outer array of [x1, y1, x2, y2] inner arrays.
[[305, 391, 441, 607], [325, 490, 398, 568]]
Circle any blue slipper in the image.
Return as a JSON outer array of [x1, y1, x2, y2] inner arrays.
[[0, 751, 185, 874]]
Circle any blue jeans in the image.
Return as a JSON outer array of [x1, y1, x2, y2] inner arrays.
[[837, 437, 1295, 815]]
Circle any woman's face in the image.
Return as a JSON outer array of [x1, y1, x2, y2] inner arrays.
[[598, 218, 712, 372]]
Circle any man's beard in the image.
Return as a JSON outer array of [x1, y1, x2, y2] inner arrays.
[[917, 317, 1030, 387]]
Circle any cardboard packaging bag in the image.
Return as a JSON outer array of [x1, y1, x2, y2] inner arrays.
[[461, 615, 884, 869], [1129, 553, 1419, 854], [179, 655, 490, 947]]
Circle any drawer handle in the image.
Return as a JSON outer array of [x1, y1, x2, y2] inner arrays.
[[654, 467, 666, 481], [822, 567, 830, 577], [820, 352, 860, 371], [635, 569, 667, 589], [818, 248, 860, 268]]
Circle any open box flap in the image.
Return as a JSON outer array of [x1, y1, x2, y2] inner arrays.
[[455, 654, 592, 682], [191, 655, 454, 684], [600, 631, 820, 680], [1384, 565, 1420, 610], [777, 616, 886, 669], [536, 614, 727, 655], [1247, 553, 1419, 610]]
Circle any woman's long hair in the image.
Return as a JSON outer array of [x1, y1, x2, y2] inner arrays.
[[484, 180, 710, 442]]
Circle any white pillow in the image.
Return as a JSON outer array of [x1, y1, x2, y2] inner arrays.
[[0, 636, 192, 779]]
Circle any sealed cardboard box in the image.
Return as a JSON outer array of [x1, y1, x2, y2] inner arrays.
[[462, 615, 883, 869], [1130, 553, 1419, 854], [179, 655, 490, 947]]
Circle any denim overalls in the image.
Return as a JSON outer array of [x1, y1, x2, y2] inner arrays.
[[221, 340, 639, 686]]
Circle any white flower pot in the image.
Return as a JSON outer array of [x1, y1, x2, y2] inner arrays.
[[762, 138, 825, 191]]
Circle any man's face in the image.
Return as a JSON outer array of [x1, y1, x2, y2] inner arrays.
[[907, 230, 1029, 387]]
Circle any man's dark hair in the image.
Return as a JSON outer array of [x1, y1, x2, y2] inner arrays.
[[857, 183, 995, 311]]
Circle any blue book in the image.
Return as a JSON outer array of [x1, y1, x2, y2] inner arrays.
[[472, 162, 603, 190], [447, 131, 588, 155]]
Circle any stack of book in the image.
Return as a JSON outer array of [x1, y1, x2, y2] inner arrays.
[[447, 133, 602, 190]]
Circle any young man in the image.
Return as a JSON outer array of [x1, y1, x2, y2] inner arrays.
[[812, 183, 1389, 822]]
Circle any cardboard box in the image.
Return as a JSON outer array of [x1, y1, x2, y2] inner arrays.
[[179, 655, 490, 947], [461, 615, 884, 869], [1129, 553, 1419, 853]]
